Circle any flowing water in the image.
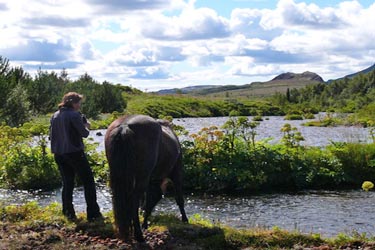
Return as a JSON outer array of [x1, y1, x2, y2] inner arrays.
[[2, 115, 374, 237], [1, 186, 374, 237], [90, 114, 371, 152]]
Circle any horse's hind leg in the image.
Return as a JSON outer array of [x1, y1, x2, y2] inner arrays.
[[170, 160, 188, 223], [133, 192, 145, 242], [142, 181, 163, 229], [174, 184, 188, 222]]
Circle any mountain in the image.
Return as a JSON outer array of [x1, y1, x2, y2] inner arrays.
[[328, 64, 375, 82], [155, 71, 325, 97], [191, 71, 325, 98], [272, 71, 324, 82], [343, 64, 375, 79]]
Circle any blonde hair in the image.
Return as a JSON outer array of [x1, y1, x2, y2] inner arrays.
[[58, 92, 83, 108]]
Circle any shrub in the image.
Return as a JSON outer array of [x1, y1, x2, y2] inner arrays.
[[252, 116, 263, 122], [0, 133, 60, 190], [303, 113, 315, 119], [284, 114, 303, 120], [0, 125, 108, 190], [182, 121, 375, 192]]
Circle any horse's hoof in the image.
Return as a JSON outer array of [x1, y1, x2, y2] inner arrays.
[[136, 235, 145, 242], [142, 222, 149, 230]]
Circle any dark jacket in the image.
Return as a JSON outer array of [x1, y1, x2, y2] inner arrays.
[[50, 107, 89, 155]]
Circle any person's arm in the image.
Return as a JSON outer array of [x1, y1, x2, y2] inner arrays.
[[71, 113, 90, 138], [81, 113, 91, 129]]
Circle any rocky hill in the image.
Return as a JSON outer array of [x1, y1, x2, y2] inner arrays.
[[272, 71, 324, 82]]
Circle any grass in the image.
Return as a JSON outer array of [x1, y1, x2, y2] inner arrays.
[[1, 202, 375, 249]]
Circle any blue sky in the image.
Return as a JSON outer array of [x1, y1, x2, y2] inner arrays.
[[0, 0, 374, 91], [197, 0, 374, 16]]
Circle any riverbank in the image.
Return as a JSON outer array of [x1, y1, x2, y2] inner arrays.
[[1, 202, 375, 250]]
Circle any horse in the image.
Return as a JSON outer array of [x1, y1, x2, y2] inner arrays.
[[105, 115, 188, 242]]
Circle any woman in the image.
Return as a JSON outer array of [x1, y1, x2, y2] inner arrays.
[[50, 92, 102, 221]]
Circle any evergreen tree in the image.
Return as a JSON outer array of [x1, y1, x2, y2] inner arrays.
[[3, 83, 30, 126]]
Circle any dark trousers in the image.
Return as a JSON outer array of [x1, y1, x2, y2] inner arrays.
[[54, 151, 101, 220]]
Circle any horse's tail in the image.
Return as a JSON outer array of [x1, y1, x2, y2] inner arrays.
[[108, 124, 136, 239]]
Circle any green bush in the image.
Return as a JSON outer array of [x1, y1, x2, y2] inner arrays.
[[181, 118, 375, 192], [0, 125, 108, 190], [252, 115, 263, 121], [303, 113, 315, 119], [284, 114, 303, 120], [0, 127, 60, 190]]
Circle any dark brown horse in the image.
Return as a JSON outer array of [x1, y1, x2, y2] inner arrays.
[[105, 115, 188, 242]]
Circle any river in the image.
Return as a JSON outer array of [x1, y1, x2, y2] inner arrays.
[[1, 115, 373, 237], [1, 186, 374, 237], [89, 114, 371, 152]]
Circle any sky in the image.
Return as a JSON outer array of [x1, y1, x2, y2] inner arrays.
[[0, 0, 374, 91]]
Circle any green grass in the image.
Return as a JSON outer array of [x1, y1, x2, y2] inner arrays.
[[125, 93, 285, 118]]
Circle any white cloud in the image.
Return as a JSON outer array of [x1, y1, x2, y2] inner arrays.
[[141, 7, 231, 40], [0, 39, 73, 62], [87, 0, 179, 13], [0, 0, 374, 90]]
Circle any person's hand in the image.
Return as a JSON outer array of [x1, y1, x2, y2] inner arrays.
[[85, 121, 91, 129]]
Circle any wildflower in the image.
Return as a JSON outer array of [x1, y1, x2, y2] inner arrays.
[[362, 181, 374, 191]]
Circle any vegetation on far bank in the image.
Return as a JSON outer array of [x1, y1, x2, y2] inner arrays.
[[2, 56, 375, 129], [270, 69, 375, 126], [1, 202, 375, 250]]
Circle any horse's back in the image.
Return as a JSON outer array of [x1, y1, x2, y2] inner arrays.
[[106, 115, 163, 187], [152, 120, 181, 179], [106, 115, 162, 149]]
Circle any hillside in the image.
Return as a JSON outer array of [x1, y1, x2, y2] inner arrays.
[[342, 63, 375, 79], [156, 85, 222, 94], [194, 71, 324, 98], [155, 71, 324, 97]]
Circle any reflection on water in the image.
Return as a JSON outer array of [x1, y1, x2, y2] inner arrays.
[[89, 115, 371, 152], [1, 186, 374, 237]]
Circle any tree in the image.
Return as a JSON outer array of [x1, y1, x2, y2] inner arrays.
[[65, 73, 102, 118], [0, 56, 10, 76], [99, 81, 125, 113], [3, 83, 30, 126], [27, 70, 62, 114], [286, 88, 291, 102]]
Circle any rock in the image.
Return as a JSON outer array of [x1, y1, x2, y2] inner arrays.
[[272, 71, 324, 82], [96, 132, 103, 136], [319, 246, 330, 250]]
